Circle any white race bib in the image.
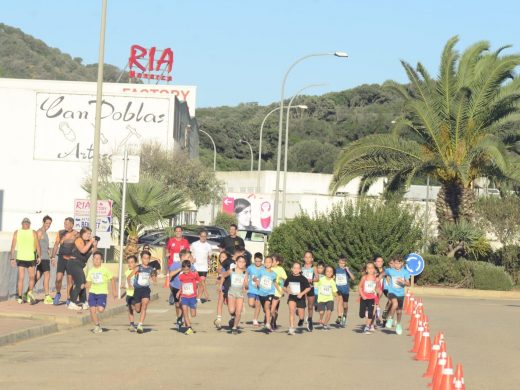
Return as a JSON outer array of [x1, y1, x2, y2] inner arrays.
[[260, 276, 272, 290], [289, 282, 301, 295], [137, 272, 150, 287], [336, 273, 347, 286], [182, 283, 194, 295], [392, 277, 403, 289], [319, 284, 332, 296], [231, 273, 245, 288], [302, 269, 314, 280], [173, 253, 180, 262], [364, 280, 376, 294], [91, 272, 103, 284]]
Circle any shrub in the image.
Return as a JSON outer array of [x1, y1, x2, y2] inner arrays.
[[214, 212, 237, 229], [490, 245, 520, 284], [268, 199, 422, 273], [415, 255, 466, 286], [462, 260, 514, 291]]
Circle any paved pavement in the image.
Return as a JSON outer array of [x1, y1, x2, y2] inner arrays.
[[0, 284, 518, 390]]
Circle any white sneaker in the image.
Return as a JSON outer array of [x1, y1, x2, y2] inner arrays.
[[196, 298, 201, 303], [92, 325, 103, 334], [288, 327, 295, 335], [81, 302, 89, 310], [68, 302, 82, 311], [252, 319, 259, 327]]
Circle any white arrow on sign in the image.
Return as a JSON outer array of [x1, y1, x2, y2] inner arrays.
[[223, 198, 233, 206]]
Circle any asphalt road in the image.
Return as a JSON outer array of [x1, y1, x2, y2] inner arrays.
[[0, 285, 518, 390]]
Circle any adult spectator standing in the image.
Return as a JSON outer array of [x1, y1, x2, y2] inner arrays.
[[51, 217, 78, 305], [36, 215, 53, 304], [68, 227, 97, 310], [166, 226, 190, 267], [191, 229, 212, 303], [222, 224, 245, 254], [10, 218, 41, 304]]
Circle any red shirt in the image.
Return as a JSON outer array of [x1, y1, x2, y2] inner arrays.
[[179, 271, 200, 298], [166, 237, 190, 266]]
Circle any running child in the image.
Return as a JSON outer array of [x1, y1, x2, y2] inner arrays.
[[358, 261, 381, 334], [380, 257, 395, 326], [169, 249, 191, 328], [284, 262, 311, 335], [384, 255, 410, 335], [373, 255, 386, 326], [86, 251, 117, 334], [246, 252, 264, 327], [129, 250, 156, 334], [335, 256, 355, 327], [227, 255, 248, 334], [122, 255, 137, 331], [302, 251, 318, 331], [214, 251, 234, 330], [256, 256, 282, 333], [315, 265, 338, 329], [177, 260, 201, 335], [271, 254, 287, 330]]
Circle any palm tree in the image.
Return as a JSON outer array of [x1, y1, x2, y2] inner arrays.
[[331, 36, 520, 224], [98, 174, 187, 256]]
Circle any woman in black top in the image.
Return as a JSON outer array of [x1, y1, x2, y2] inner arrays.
[[68, 227, 97, 310]]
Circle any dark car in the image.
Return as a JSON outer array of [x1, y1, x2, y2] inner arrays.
[[139, 225, 228, 245]]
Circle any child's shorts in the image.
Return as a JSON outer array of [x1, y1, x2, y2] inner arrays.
[[88, 293, 107, 308], [317, 301, 334, 312], [181, 297, 197, 309]]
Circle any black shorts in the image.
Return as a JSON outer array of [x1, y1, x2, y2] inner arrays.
[[57, 255, 67, 274], [359, 298, 376, 319], [317, 301, 334, 312], [16, 260, 36, 268], [288, 296, 306, 309], [37, 259, 51, 273], [383, 289, 389, 298], [133, 287, 151, 304], [338, 292, 349, 302], [170, 287, 180, 303], [387, 293, 405, 309], [126, 295, 135, 307], [198, 271, 208, 278], [306, 288, 315, 297], [259, 295, 274, 306]]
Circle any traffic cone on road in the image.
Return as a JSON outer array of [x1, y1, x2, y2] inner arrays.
[[428, 343, 447, 387], [438, 356, 454, 390], [404, 292, 411, 313], [410, 322, 425, 353], [415, 327, 431, 361], [409, 309, 423, 336], [430, 350, 450, 389], [163, 273, 169, 288], [406, 296, 415, 315], [423, 340, 441, 377], [453, 364, 465, 390]]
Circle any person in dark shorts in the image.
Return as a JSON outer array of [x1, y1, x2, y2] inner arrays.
[[128, 250, 157, 334], [358, 262, 381, 334], [384, 256, 410, 335], [169, 249, 193, 329], [335, 256, 356, 327], [284, 262, 311, 335], [86, 251, 116, 334], [256, 256, 281, 333], [301, 251, 318, 331], [122, 255, 138, 332], [214, 251, 233, 330], [36, 215, 53, 304], [51, 217, 77, 305]]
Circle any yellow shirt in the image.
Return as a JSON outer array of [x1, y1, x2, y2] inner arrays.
[[315, 276, 338, 303], [125, 268, 135, 297], [87, 266, 113, 295], [272, 266, 287, 298]]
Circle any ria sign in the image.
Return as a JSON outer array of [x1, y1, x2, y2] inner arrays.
[[128, 44, 174, 82]]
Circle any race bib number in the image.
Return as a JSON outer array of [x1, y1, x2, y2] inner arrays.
[[289, 282, 301, 295], [392, 277, 403, 289], [182, 283, 194, 295], [364, 280, 376, 294], [91, 272, 103, 284], [336, 273, 347, 286], [173, 253, 180, 262], [260, 276, 272, 290], [137, 272, 150, 287], [231, 273, 245, 288], [319, 284, 332, 296], [302, 269, 314, 280]]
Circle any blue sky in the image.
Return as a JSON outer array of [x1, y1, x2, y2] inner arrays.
[[3, 0, 520, 108]]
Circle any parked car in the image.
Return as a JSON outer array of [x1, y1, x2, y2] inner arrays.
[[138, 225, 228, 245], [238, 229, 270, 255]]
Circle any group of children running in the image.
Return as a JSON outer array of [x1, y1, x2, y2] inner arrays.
[[91, 248, 411, 336]]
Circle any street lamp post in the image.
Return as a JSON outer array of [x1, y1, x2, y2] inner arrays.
[[239, 139, 254, 172], [257, 104, 307, 193], [199, 128, 217, 223], [273, 51, 348, 228], [281, 83, 325, 222]]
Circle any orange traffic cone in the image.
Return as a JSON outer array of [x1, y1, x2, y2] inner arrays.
[[163, 273, 169, 288], [415, 327, 431, 361], [406, 296, 415, 315], [438, 356, 454, 390], [428, 344, 447, 388], [453, 363, 465, 390], [424, 341, 441, 377], [410, 322, 425, 353], [409, 310, 423, 336], [403, 292, 411, 313]]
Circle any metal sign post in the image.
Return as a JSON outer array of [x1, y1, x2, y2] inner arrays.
[[117, 147, 129, 299]]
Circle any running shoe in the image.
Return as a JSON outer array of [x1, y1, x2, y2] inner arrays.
[[323, 325, 331, 331], [231, 327, 238, 335], [228, 317, 235, 329], [81, 302, 89, 310], [128, 325, 136, 332], [297, 318, 304, 327], [197, 298, 201, 304], [66, 299, 70, 306], [288, 327, 296, 335], [92, 325, 103, 334], [370, 325, 376, 332], [136, 324, 144, 334], [168, 292, 175, 305], [185, 327, 194, 335], [308, 318, 314, 332], [265, 324, 273, 333], [43, 295, 53, 305], [395, 324, 403, 335], [22, 293, 28, 303], [335, 317, 342, 325], [363, 326, 371, 334], [26, 291, 36, 304], [53, 293, 61, 305], [176, 316, 183, 327], [341, 315, 347, 327], [385, 318, 393, 329], [67, 302, 82, 311], [16, 296, 23, 304], [252, 319, 259, 327], [214, 318, 222, 330]]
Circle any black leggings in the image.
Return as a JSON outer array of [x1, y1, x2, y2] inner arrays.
[[67, 260, 86, 303], [359, 298, 376, 319]]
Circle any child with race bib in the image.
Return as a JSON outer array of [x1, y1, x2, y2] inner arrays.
[[86, 251, 116, 334], [246, 252, 264, 327], [128, 250, 156, 334], [315, 265, 338, 329], [283, 262, 311, 335], [335, 256, 356, 327], [384, 255, 410, 335], [122, 255, 138, 332], [358, 262, 381, 334], [227, 255, 248, 334], [256, 256, 282, 333], [302, 251, 318, 331], [177, 259, 201, 335], [271, 254, 287, 330]]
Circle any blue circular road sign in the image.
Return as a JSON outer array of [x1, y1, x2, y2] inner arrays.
[[405, 253, 425, 276]]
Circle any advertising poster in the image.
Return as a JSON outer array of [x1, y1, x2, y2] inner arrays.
[[221, 193, 273, 231]]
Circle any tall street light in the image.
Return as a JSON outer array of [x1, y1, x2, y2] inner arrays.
[[89, 0, 108, 235], [257, 104, 307, 193], [199, 128, 216, 171], [239, 139, 254, 172], [273, 51, 348, 228], [281, 83, 326, 222]]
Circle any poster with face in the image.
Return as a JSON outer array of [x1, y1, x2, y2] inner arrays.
[[221, 194, 273, 231]]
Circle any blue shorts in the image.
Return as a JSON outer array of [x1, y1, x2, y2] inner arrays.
[[247, 293, 260, 301], [181, 297, 197, 309], [88, 293, 107, 308]]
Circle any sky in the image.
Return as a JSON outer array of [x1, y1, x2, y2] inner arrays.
[[3, 0, 520, 108]]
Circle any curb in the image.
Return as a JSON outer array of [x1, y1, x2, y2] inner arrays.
[[412, 286, 520, 300], [0, 293, 159, 347]]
